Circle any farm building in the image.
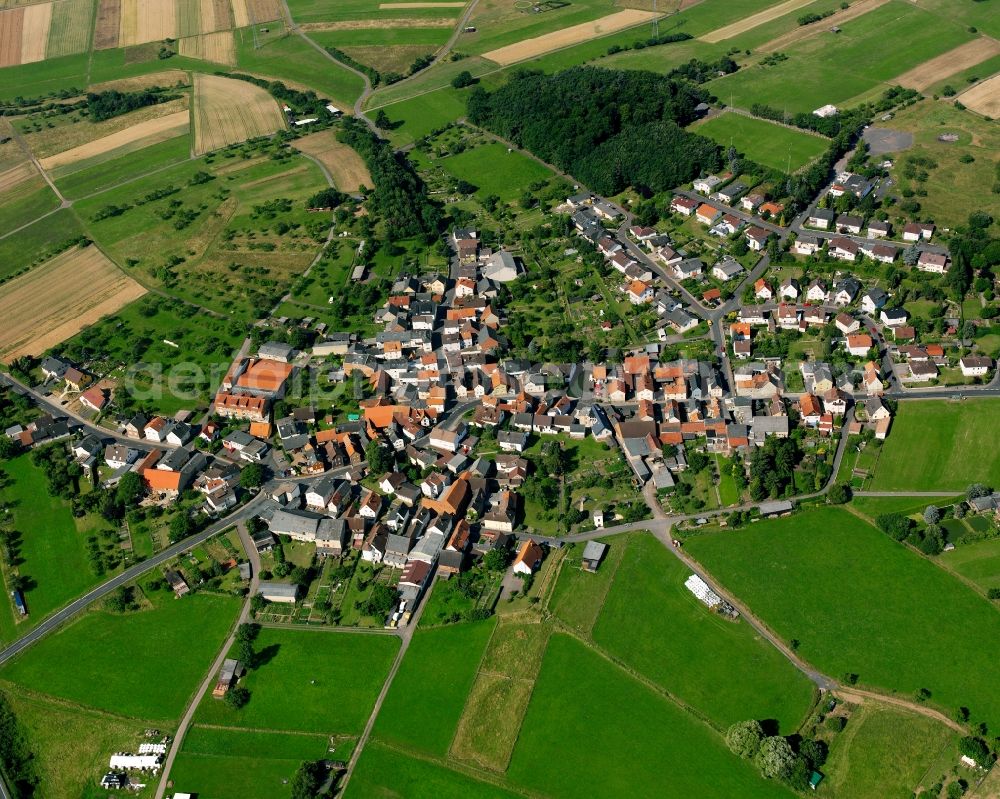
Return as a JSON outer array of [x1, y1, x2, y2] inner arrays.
[[581, 541, 608, 572], [258, 581, 300, 604]]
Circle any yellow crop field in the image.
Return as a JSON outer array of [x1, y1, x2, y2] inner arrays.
[[292, 131, 372, 191], [19, 0, 51, 62], [0, 245, 147, 361], [178, 29, 235, 64], [119, 0, 176, 47], [958, 72, 1000, 117], [192, 73, 286, 155]]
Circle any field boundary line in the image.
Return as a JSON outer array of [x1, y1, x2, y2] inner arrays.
[[187, 721, 345, 738], [445, 611, 506, 758]]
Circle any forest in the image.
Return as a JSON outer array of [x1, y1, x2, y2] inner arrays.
[[338, 118, 441, 240], [86, 89, 178, 122], [466, 67, 721, 196]]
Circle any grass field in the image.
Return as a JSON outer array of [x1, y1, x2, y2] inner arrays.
[[0, 207, 86, 284], [685, 508, 1000, 729], [345, 740, 523, 799], [549, 535, 626, 634], [373, 618, 495, 757], [706, 1, 974, 114], [822, 702, 953, 798], [53, 133, 192, 199], [692, 112, 828, 173], [0, 244, 147, 361], [885, 100, 1000, 231], [193, 72, 285, 154], [5, 687, 164, 799], [193, 627, 398, 733], [1, 587, 240, 720], [170, 726, 333, 799], [0, 50, 88, 100], [435, 141, 554, 201], [592, 535, 814, 732], [940, 537, 1000, 593], [0, 176, 60, 237], [288, 0, 462, 22], [869, 400, 1000, 490], [506, 634, 795, 798], [377, 86, 469, 145], [0, 455, 106, 645]]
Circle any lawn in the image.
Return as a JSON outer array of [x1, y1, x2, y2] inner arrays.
[[378, 88, 471, 146], [437, 142, 555, 202], [506, 634, 795, 799], [548, 535, 627, 634], [869, 400, 1000, 490], [706, 1, 974, 113], [940, 537, 1000, 593], [0, 588, 240, 720], [344, 740, 523, 799], [0, 455, 108, 646], [685, 508, 1000, 729], [822, 703, 953, 799], [692, 112, 828, 173], [372, 618, 496, 757], [4, 687, 164, 799], [169, 726, 333, 799], [592, 535, 815, 732], [193, 627, 398, 734]]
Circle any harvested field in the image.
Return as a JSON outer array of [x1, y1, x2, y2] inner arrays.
[[203, 0, 232, 31], [93, 0, 119, 48], [483, 9, 658, 65], [232, 0, 280, 24], [958, 72, 1000, 117], [895, 37, 1000, 91], [0, 8, 24, 66], [339, 44, 435, 75], [700, 0, 814, 43], [47, 0, 94, 57], [192, 73, 285, 154], [19, 1, 52, 62], [39, 110, 190, 169], [0, 245, 147, 361], [300, 17, 455, 28], [88, 69, 189, 92], [758, 0, 889, 52], [179, 30, 236, 64], [176, 0, 201, 37], [378, 1, 465, 6], [230, 0, 247, 25], [119, 0, 176, 47], [0, 161, 37, 192], [292, 131, 371, 190]]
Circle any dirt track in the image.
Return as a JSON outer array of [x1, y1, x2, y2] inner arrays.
[[895, 37, 1000, 91], [483, 9, 658, 66]]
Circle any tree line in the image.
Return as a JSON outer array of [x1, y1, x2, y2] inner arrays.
[[466, 66, 722, 196], [87, 89, 180, 122]]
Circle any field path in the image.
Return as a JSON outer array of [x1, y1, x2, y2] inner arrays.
[[8, 117, 67, 205], [154, 521, 263, 799], [834, 688, 965, 733]]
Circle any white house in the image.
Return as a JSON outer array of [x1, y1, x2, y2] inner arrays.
[[960, 356, 992, 377]]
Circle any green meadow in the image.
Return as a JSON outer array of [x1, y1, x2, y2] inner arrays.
[[685, 508, 1000, 729], [869, 400, 1000, 490], [593, 535, 815, 732], [373, 618, 496, 757], [692, 112, 828, 173], [940, 537, 1000, 593], [1, 588, 240, 720], [193, 628, 398, 734], [436, 142, 555, 202]]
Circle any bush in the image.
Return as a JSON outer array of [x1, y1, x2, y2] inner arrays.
[[825, 715, 847, 732]]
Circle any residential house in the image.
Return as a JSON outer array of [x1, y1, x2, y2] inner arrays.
[[861, 288, 888, 315], [512, 539, 544, 575], [793, 235, 821, 256], [960, 356, 992, 377], [829, 237, 859, 262], [745, 226, 769, 251], [846, 334, 873, 357], [695, 203, 721, 225], [903, 222, 934, 242], [917, 251, 949, 273], [806, 208, 834, 229]]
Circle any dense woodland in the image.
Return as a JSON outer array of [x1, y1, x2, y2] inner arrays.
[[338, 117, 441, 240], [86, 89, 178, 122], [466, 67, 722, 196]]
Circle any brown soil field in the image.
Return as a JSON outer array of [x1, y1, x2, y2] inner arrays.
[[18, 0, 51, 62], [0, 8, 24, 66], [700, 0, 814, 43], [192, 73, 286, 155], [38, 109, 190, 169], [0, 245, 147, 362], [378, 1, 464, 6], [0, 161, 38, 192], [299, 17, 455, 29], [292, 131, 372, 191], [895, 37, 1000, 91], [88, 69, 190, 93], [93, 0, 119, 48], [483, 9, 658, 65], [202, 0, 232, 32], [26, 96, 189, 158], [758, 0, 889, 52], [339, 43, 434, 75], [120, 0, 176, 46], [958, 72, 1000, 117], [179, 29, 236, 64]]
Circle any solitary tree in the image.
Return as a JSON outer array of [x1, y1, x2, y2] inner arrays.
[[240, 463, 265, 490], [754, 736, 796, 781], [224, 686, 250, 710]]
